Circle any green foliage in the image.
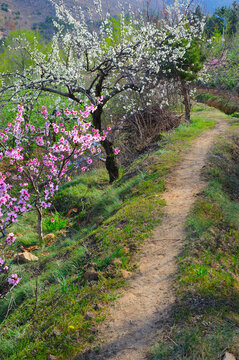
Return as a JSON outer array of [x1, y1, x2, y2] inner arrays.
[[106, 14, 130, 44], [176, 39, 206, 81], [32, 16, 56, 41], [207, 34, 239, 91], [0, 30, 49, 73], [203, 2, 239, 92], [159, 35, 205, 83], [1, 2, 8, 12], [205, 1, 239, 37]]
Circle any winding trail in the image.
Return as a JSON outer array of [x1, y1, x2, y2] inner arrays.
[[84, 111, 229, 360]]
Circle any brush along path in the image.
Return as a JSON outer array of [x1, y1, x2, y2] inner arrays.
[[88, 112, 229, 360]]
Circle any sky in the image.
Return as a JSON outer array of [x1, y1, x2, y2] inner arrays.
[[149, 0, 236, 14], [199, 0, 235, 13]]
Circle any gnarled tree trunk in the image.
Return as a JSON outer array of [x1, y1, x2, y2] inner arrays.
[[92, 106, 119, 183], [102, 138, 119, 183]]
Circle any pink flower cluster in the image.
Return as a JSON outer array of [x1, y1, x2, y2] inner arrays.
[[8, 274, 20, 285], [41, 106, 48, 119], [0, 172, 32, 232], [5, 232, 16, 246]]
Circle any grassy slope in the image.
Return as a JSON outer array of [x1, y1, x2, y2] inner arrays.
[[196, 92, 239, 117], [151, 117, 239, 359], [0, 105, 216, 360]]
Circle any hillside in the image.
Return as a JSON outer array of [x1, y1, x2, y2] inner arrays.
[[0, 0, 238, 357], [0, 0, 141, 39], [0, 0, 54, 39], [0, 0, 236, 40]]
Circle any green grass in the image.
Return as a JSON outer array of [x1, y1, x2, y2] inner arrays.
[[151, 120, 239, 360], [42, 212, 69, 234], [230, 112, 239, 119], [0, 109, 217, 360]]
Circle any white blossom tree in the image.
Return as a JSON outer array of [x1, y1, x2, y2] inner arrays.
[[0, 0, 204, 181]]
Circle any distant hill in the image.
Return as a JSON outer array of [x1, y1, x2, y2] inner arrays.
[[0, 0, 55, 39], [0, 0, 142, 39], [0, 0, 237, 40]]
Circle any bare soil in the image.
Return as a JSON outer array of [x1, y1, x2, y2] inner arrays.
[[83, 111, 229, 360]]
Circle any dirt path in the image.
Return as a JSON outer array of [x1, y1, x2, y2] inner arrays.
[[84, 112, 229, 360]]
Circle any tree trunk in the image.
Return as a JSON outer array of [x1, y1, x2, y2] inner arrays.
[[102, 138, 119, 183], [181, 79, 191, 122], [92, 107, 119, 183], [36, 205, 43, 241]]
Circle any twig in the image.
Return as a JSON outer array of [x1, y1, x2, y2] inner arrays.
[[4, 294, 14, 318], [166, 335, 179, 347]]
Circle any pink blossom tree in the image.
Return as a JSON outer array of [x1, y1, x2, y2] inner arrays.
[[0, 100, 112, 296], [0, 102, 107, 239]]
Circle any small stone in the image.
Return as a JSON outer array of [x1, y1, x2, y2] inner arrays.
[[222, 352, 237, 360], [112, 258, 122, 266], [84, 270, 99, 281], [121, 270, 132, 279], [14, 252, 38, 263]]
